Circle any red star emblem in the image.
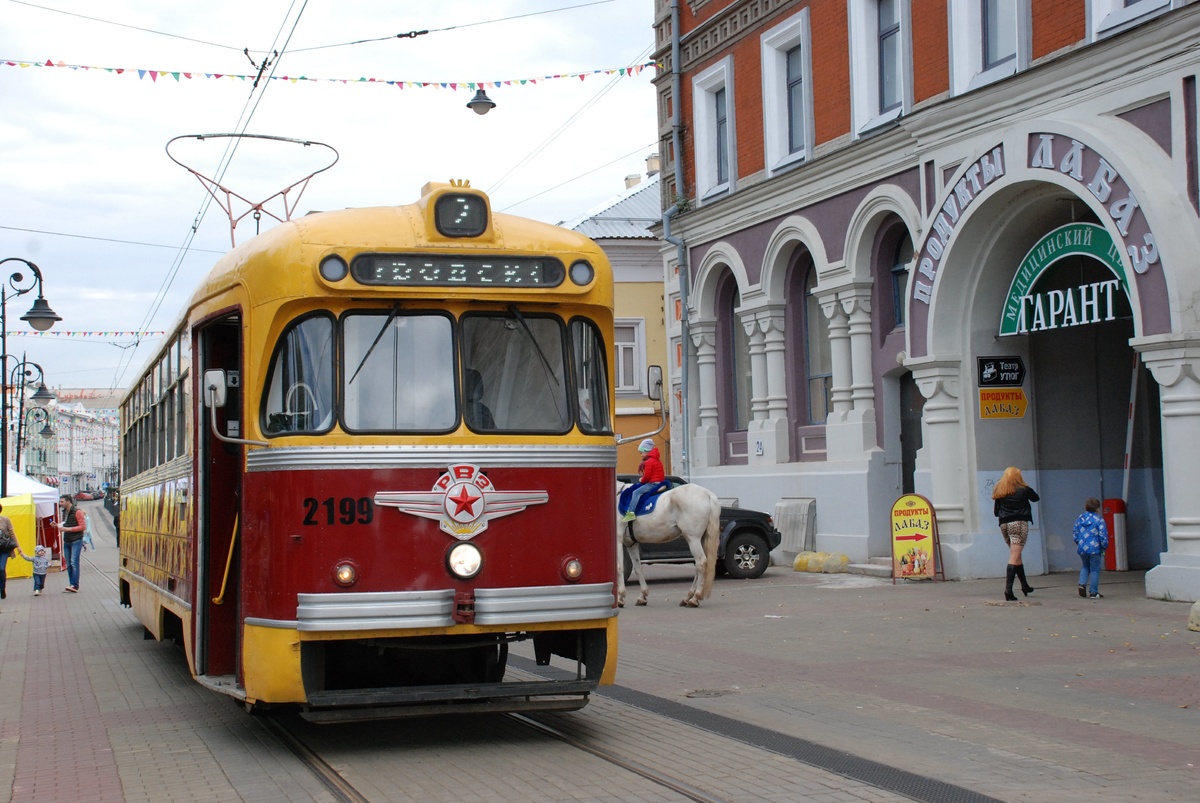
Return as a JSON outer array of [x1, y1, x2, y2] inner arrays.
[[447, 485, 480, 517]]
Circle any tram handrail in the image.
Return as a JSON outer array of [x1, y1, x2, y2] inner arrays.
[[212, 512, 239, 606]]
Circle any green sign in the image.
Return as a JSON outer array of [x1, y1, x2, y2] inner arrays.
[[999, 223, 1128, 336]]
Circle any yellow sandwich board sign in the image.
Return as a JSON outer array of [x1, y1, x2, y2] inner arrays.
[[890, 494, 943, 581]]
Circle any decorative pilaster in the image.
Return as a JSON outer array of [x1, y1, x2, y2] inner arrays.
[[689, 320, 720, 468], [909, 358, 966, 532], [843, 287, 875, 413], [821, 294, 853, 416], [750, 305, 790, 464]]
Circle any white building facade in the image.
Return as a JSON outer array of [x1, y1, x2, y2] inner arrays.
[[655, 1, 1200, 600]]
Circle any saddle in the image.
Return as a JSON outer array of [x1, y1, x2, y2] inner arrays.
[[618, 481, 671, 519]]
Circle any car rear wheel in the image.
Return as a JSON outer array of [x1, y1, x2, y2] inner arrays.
[[723, 532, 770, 579]]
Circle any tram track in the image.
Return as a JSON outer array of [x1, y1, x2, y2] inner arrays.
[[258, 705, 731, 803]]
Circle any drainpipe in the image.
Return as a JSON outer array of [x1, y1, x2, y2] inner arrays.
[[662, 0, 691, 481]]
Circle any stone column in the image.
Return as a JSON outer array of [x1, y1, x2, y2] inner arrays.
[[1137, 335, 1200, 601]]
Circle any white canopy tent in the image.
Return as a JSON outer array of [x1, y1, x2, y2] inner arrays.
[[5, 469, 59, 517]]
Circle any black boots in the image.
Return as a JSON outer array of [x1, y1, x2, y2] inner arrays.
[[1015, 564, 1034, 596], [1004, 565, 1017, 601]]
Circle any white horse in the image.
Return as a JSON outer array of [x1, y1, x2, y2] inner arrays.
[[616, 480, 720, 608]]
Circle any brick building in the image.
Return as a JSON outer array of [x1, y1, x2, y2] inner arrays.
[[651, 0, 1200, 599]]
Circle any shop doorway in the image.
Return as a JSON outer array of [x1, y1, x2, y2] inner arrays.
[[1025, 257, 1165, 571]]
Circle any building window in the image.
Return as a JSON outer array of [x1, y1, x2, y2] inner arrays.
[[891, 231, 914, 328], [614, 319, 646, 394], [804, 270, 831, 424], [949, 0, 1029, 95], [848, 0, 910, 135], [715, 88, 729, 185], [982, 0, 1016, 70], [692, 57, 735, 202], [730, 292, 752, 430], [878, 0, 902, 112], [761, 11, 813, 175], [1089, 0, 1173, 39]]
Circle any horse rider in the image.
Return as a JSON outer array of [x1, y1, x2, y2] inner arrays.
[[622, 439, 665, 522]]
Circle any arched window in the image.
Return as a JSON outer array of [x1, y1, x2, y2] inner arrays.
[[891, 230, 913, 327], [716, 271, 751, 464], [804, 269, 831, 424]]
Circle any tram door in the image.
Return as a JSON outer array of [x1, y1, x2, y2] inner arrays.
[[196, 316, 244, 681]]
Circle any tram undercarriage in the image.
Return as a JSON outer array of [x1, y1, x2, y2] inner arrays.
[[295, 628, 609, 721]]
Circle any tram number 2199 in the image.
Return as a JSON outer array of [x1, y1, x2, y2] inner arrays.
[[303, 497, 375, 526]]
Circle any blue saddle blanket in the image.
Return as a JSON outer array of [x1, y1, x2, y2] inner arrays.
[[618, 481, 671, 518]]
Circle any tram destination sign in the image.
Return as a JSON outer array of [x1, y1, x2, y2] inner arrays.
[[978, 356, 1025, 387]]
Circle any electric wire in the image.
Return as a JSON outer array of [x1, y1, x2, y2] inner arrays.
[[111, 1, 311, 392], [487, 42, 652, 197]]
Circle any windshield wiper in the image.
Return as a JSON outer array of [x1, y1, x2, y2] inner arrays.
[[507, 304, 559, 386], [348, 304, 402, 386]]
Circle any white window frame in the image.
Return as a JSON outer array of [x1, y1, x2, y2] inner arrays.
[[1088, 0, 1178, 40], [949, 0, 1031, 96], [762, 10, 814, 176], [614, 319, 646, 395], [692, 57, 735, 202], [848, 0, 912, 137]]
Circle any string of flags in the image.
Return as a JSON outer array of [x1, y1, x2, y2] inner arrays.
[[5, 331, 166, 338], [1, 58, 658, 90]]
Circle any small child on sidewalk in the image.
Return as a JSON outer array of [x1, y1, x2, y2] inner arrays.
[[14, 544, 51, 595], [1072, 498, 1109, 599]]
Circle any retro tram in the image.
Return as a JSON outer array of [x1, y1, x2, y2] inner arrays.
[[118, 180, 620, 718]]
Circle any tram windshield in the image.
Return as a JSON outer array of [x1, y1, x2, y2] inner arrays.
[[260, 310, 612, 436]]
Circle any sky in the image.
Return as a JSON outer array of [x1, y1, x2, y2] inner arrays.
[[0, 0, 659, 395]]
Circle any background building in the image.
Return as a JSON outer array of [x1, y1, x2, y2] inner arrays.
[[564, 164, 671, 475], [652, 0, 1200, 600]]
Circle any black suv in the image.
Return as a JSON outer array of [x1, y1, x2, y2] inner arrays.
[[617, 475, 782, 581]]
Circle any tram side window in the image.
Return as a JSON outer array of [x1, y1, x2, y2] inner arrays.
[[263, 315, 335, 435], [342, 312, 456, 432], [461, 313, 571, 433], [570, 319, 612, 434]]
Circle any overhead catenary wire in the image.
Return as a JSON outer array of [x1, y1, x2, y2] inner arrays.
[[488, 42, 653, 198], [111, 1, 311, 392]]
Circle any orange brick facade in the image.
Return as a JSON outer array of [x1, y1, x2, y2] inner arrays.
[[654, 0, 1091, 199]]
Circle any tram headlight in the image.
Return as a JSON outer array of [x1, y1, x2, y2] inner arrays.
[[568, 260, 594, 286], [319, 254, 349, 282], [561, 556, 584, 582], [332, 560, 359, 587], [447, 542, 483, 579]]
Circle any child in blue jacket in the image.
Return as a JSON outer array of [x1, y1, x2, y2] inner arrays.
[[1072, 498, 1109, 599]]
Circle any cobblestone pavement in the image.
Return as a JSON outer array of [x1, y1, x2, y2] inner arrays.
[[2, 505, 1196, 802], [603, 563, 1199, 802]]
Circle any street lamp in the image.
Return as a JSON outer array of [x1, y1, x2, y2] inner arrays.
[[466, 88, 497, 115], [0, 258, 60, 498], [17, 405, 53, 474]]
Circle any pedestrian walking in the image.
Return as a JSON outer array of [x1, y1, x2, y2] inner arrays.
[[0, 503, 16, 600], [992, 466, 1039, 601], [14, 544, 50, 595], [1073, 497, 1109, 599]]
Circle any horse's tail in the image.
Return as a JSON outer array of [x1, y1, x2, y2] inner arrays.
[[699, 492, 720, 599]]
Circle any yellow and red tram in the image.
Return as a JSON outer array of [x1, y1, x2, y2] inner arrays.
[[119, 181, 618, 717]]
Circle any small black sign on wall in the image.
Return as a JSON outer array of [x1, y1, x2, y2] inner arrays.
[[978, 356, 1025, 387]]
